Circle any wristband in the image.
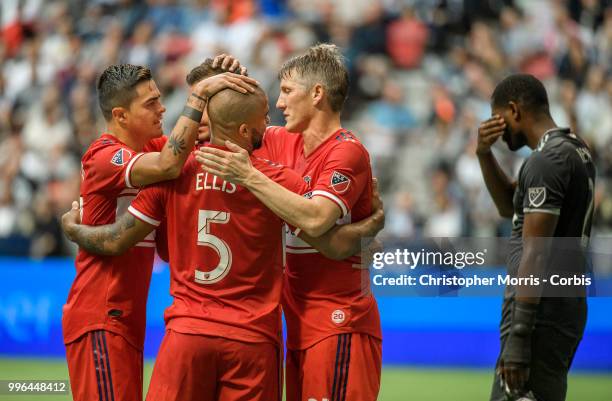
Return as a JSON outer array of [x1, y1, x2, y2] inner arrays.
[[501, 301, 537, 365], [182, 105, 203, 123], [191, 92, 207, 102], [511, 302, 537, 337]]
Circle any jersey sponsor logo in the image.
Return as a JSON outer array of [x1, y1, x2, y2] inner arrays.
[[331, 309, 346, 325], [330, 171, 350, 194], [110, 148, 132, 166], [528, 187, 546, 207]]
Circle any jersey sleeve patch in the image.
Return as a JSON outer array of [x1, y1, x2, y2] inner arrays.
[[110, 148, 132, 166], [520, 152, 567, 213], [527, 187, 546, 208], [330, 171, 351, 194]]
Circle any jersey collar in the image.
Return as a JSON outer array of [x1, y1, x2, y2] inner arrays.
[[536, 127, 571, 151], [302, 128, 347, 160]]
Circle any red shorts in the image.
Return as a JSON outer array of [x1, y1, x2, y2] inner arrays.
[[146, 329, 281, 401], [65, 330, 143, 401], [286, 333, 382, 401]]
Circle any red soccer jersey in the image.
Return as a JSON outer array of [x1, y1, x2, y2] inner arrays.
[[62, 133, 167, 350], [255, 126, 382, 350], [128, 146, 307, 345]]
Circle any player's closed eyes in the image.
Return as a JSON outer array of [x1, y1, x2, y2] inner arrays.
[[145, 97, 161, 107]]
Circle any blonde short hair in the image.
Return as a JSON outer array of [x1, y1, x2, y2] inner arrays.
[[279, 43, 349, 112]]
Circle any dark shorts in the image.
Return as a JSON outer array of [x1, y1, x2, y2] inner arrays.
[[489, 297, 587, 401]]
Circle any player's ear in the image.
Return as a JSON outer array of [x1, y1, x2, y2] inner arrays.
[[312, 83, 324, 107], [112, 107, 128, 125], [238, 123, 249, 139], [508, 101, 520, 122]]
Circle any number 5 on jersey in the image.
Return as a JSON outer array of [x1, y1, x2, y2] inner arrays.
[[195, 210, 232, 284]]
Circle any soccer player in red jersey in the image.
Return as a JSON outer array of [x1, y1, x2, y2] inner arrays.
[[62, 86, 384, 401], [63, 62, 257, 401], [198, 44, 382, 401]]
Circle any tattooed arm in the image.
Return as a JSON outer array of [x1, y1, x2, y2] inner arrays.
[[129, 72, 259, 187], [62, 202, 155, 256]]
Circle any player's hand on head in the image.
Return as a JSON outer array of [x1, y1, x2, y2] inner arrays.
[[61, 201, 81, 241], [212, 54, 249, 76], [476, 114, 506, 156], [194, 72, 259, 99], [195, 141, 253, 185]]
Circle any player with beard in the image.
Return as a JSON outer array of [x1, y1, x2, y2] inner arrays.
[[62, 62, 257, 401], [477, 74, 595, 401], [197, 44, 382, 401], [153, 57, 382, 264], [62, 86, 384, 401]]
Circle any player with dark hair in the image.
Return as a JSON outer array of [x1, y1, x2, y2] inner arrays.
[[62, 83, 384, 400], [198, 43, 382, 401], [476, 73, 595, 401], [63, 61, 257, 401], [185, 56, 249, 144]]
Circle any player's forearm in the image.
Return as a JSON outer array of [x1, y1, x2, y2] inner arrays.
[[64, 214, 140, 256], [515, 237, 553, 304], [477, 152, 516, 218], [157, 94, 207, 178], [301, 209, 384, 260], [243, 169, 335, 237], [301, 224, 361, 260]]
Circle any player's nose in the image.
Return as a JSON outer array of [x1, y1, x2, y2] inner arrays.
[[276, 95, 285, 110]]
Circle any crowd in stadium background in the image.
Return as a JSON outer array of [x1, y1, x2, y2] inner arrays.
[[0, 0, 610, 258]]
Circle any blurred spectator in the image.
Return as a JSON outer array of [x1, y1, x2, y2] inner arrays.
[[423, 164, 464, 238], [568, 0, 608, 32], [386, 6, 428, 69], [385, 191, 416, 239], [365, 80, 417, 134], [575, 65, 612, 148], [558, 35, 590, 87], [1, 0, 611, 258], [594, 7, 612, 69]]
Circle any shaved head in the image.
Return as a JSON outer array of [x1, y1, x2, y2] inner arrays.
[[208, 87, 267, 135]]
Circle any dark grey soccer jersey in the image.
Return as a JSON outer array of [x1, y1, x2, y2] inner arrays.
[[507, 128, 596, 281]]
